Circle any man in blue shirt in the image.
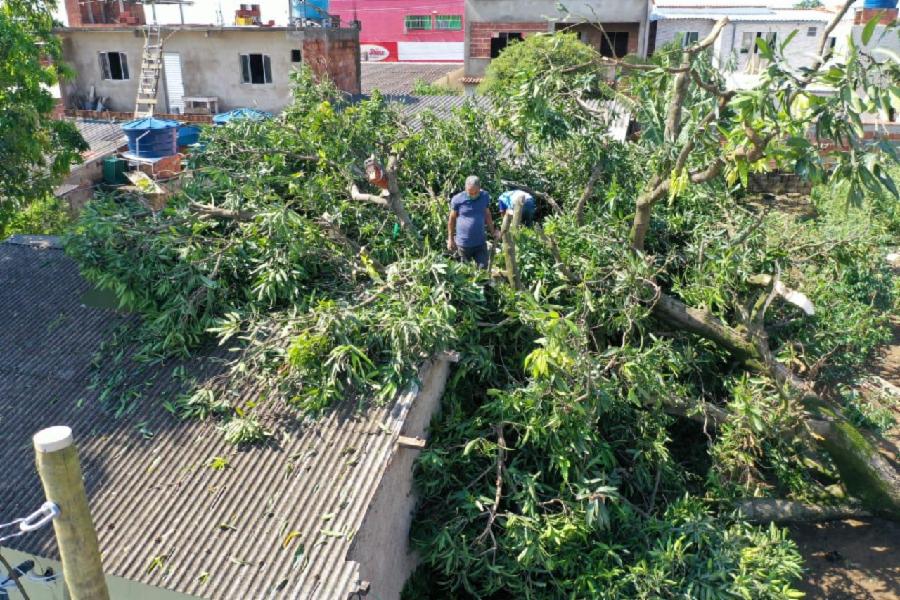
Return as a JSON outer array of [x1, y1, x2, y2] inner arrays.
[[498, 190, 536, 226], [448, 176, 498, 269]]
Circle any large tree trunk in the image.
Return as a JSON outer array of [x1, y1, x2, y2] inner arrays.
[[652, 292, 900, 519], [737, 498, 871, 523]]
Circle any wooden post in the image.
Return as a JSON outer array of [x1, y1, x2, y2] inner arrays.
[[33, 427, 110, 600]]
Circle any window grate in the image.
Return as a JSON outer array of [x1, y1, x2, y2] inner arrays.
[[435, 15, 462, 31], [405, 15, 432, 31]]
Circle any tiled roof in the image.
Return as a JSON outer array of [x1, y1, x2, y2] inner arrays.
[[361, 62, 461, 95], [381, 94, 491, 127], [0, 237, 445, 599], [376, 94, 631, 143], [73, 118, 127, 162]]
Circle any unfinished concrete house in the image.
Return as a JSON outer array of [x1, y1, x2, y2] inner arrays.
[[463, 0, 651, 87], [57, 0, 360, 116], [0, 235, 454, 598]]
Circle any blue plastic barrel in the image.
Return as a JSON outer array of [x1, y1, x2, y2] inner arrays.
[[121, 117, 179, 158], [177, 125, 201, 147], [863, 0, 897, 8], [292, 0, 329, 20], [212, 108, 273, 125]]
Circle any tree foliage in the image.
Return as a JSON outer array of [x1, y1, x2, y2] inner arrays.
[[66, 10, 900, 597], [0, 0, 86, 230]]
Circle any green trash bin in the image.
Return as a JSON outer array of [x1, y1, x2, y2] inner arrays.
[[102, 156, 126, 185]]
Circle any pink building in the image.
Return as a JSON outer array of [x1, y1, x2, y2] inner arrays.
[[329, 0, 464, 62]]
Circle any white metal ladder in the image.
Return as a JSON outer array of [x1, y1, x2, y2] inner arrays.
[[134, 24, 163, 117]]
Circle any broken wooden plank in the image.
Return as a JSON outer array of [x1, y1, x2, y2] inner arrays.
[[397, 436, 426, 450]]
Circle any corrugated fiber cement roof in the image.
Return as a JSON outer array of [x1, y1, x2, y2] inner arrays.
[[0, 237, 427, 599]]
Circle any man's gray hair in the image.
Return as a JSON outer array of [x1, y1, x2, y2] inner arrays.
[[465, 175, 481, 189]]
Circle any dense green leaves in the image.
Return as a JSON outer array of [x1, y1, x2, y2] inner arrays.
[[0, 0, 86, 229], [65, 26, 900, 599]]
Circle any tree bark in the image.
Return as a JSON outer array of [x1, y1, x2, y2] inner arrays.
[[652, 291, 900, 519], [575, 163, 604, 226], [737, 498, 871, 523], [188, 202, 254, 222], [500, 202, 523, 290]]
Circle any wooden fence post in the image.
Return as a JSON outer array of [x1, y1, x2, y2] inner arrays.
[[33, 426, 110, 600]]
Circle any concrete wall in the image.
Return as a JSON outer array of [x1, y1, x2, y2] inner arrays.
[[653, 18, 714, 51], [652, 18, 829, 73], [464, 0, 650, 77], [348, 356, 453, 600], [59, 27, 360, 114], [728, 21, 825, 72]]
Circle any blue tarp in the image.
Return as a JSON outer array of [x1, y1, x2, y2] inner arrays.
[[212, 108, 273, 125]]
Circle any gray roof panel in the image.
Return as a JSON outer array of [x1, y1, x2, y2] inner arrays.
[[0, 240, 434, 599]]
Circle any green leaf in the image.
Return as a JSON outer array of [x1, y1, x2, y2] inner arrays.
[[861, 14, 880, 46]]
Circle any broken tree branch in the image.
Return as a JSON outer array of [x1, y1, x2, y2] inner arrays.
[[535, 225, 581, 284], [188, 202, 254, 222], [737, 498, 871, 524], [475, 423, 507, 552], [650, 289, 900, 518], [575, 163, 604, 225], [315, 217, 385, 274], [499, 201, 524, 290]]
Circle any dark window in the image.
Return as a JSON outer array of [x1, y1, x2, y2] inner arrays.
[[99, 51, 129, 80], [600, 32, 629, 58], [681, 31, 699, 47], [490, 32, 522, 58], [405, 15, 432, 31], [240, 53, 272, 84], [291, 49, 302, 63], [807, 26, 817, 37]]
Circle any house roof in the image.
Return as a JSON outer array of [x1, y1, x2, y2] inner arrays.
[[374, 94, 631, 143], [650, 0, 833, 23], [0, 237, 436, 599], [361, 62, 461, 95], [74, 118, 127, 162]]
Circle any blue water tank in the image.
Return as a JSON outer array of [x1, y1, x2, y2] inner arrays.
[[292, 0, 329, 21], [863, 0, 897, 8], [121, 117, 179, 158], [212, 108, 273, 125], [177, 124, 201, 147]]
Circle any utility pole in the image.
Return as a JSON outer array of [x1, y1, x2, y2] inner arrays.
[[33, 427, 110, 600]]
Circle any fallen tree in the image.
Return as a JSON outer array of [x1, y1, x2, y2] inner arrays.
[[65, 7, 900, 595]]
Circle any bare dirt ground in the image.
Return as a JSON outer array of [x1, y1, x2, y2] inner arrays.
[[791, 257, 900, 598], [790, 517, 900, 599]]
